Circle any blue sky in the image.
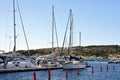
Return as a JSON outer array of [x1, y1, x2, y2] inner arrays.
[[0, 0, 120, 52]]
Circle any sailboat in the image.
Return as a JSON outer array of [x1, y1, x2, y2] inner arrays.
[[35, 6, 61, 68], [61, 9, 87, 69], [6, 0, 35, 69]]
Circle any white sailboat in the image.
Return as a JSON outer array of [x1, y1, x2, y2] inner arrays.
[[35, 6, 61, 68], [6, 0, 35, 69], [61, 9, 87, 69]]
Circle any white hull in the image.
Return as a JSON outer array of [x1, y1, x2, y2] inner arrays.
[[35, 57, 62, 68], [6, 60, 35, 69], [0, 57, 36, 69], [62, 61, 86, 69], [36, 62, 62, 68]]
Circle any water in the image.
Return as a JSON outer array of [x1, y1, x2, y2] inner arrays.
[[0, 62, 120, 80]]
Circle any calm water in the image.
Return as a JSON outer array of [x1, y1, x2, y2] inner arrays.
[[0, 61, 120, 80]]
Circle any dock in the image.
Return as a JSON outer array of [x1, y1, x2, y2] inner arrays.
[[0, 67, 63, 73]]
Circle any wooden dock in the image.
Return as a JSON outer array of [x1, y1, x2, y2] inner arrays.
[[0, 67, 63, 73]]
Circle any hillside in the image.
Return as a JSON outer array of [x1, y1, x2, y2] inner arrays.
[[73, 45, 120, 58], [11, 45, 120, 58]]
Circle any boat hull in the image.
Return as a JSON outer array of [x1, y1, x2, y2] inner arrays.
[[62, 61, 86, 69]]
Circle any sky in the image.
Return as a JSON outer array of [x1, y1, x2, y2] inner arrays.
[[0, 0, 120, 52]]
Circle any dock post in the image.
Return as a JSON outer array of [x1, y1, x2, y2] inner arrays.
[[77, 68, 80, 75], [106, 65, 108, 71], [66, 68, 68, 77], [48, 68, 51, 80], [33, 71, 36, 80], [113, 65, 115, 70], [92, 66, 94, 74], [100, 66, 102, 72]]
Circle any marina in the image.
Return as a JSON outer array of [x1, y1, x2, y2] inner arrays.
[[0, 61, 120, 80], [0, 0, 120, 80]]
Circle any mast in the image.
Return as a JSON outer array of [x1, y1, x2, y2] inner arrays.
[[60, 9, 73, 57], [13, 0, 16, 61], [79, 32, 81, 46], [51, 6, 60, 57], [52, 6, 54, 54], [69, 9, 73, 55]]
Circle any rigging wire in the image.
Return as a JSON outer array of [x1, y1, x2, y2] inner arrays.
[[4, 0, 12, 52], [54, 14, 59, 48], [60, 10, 71, 57], [16, 0, 30, 56]]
